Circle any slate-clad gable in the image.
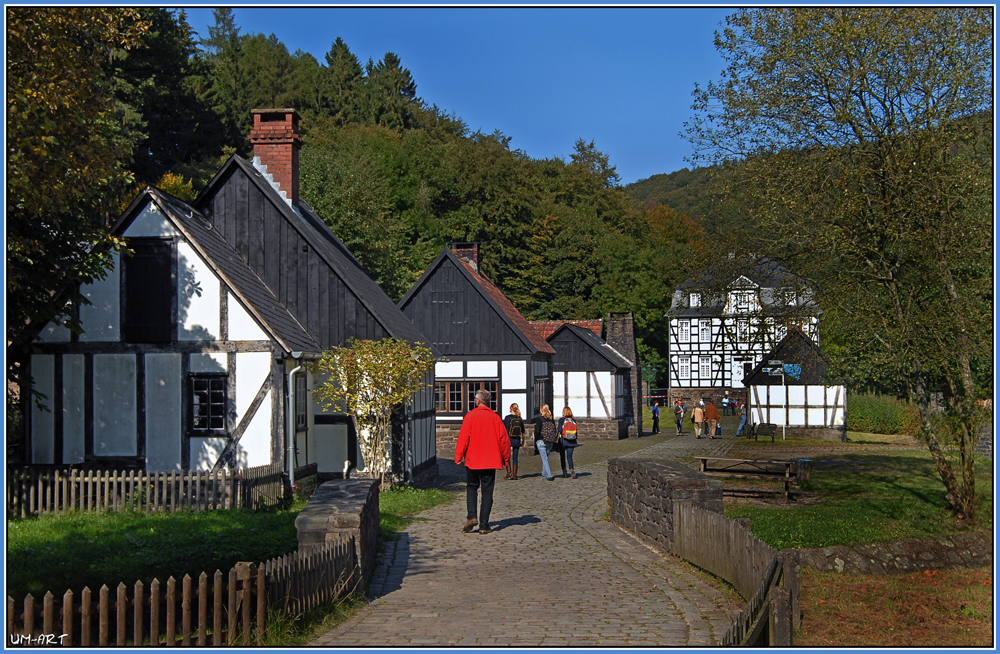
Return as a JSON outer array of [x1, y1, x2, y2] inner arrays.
[[548, 324, 632, 372], [744, 329, 834, 386]]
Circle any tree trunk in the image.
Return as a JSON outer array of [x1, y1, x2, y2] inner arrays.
[[911, 358, 966, 518]]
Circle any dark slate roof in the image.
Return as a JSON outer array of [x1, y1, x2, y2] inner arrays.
[[112, 187, 321, 353], [530, 319, 603, 340], [744, 329, 838, 386], [197, 155, 436, 353], [398, 248, 555, 356], [550, 323, 633, 370]]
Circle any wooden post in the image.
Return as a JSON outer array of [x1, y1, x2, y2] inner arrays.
[[98, 586, 109, 646], [165, 577, 176, 647], [134, 580, 144, 646], [240, 563, 252, 641], [116, 582, 127, 646], [43, 591, 55, 639], [150, 579, 160, 647], [256, 564, 266, 644], [197, 572, 208, 646], [81, 587, 92, 646], [768, 585, 791, 646], [213, 570, 223, 646], [227, 568, 237, 644], [181, 574, 192, 646], [780, 551, 802, 630], [25, 593, 35, 641], [62, 589, 74, 646]]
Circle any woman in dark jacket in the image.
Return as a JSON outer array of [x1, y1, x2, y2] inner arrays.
[[502, 403, 525, 480], [532, 404, 557, 481], [556, 406, 580, 478]]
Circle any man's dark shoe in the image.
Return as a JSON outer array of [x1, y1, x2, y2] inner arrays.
[[479, 526, 492, 534], [545, 476, 554, 481], [462, 519, 477, 533]]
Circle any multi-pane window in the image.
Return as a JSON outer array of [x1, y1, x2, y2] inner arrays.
[[678, 356, 690, 380], [295, 374, 307, 431], [448, 382, 463, 412], [678, 321, 690, 343], [737, 319, 749, 341], [700, 321, 711, 343], [699, 357, 712, 379], [467, 381, 498, 412], [122, 240, 173, 343], [190, 374, 227, 433], [689, 293, 701, 307]]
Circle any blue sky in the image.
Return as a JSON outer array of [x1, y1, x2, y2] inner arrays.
[[182, 6, 733, 185]]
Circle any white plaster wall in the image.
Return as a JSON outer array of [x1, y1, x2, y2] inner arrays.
[[62, 354, 86, 464], [435, 361, 463, 378], [591, 371, 612, 418], [769, 407, 786, 425], [93, 354, 136, 456], [79, 251, 120, 342], [467, 360, 498, 378], [228, 293, 267, 341], [37, 322, 71, 343], [314, 423, 349, 473], [190, 352, 227, 374], [499, 393, 527, 417], [501, 360, 526, 390], [177, 242, 220, 341], [808, 407, 825, 426], [566, 371, 587, 417], [789, 408, 805, 425], [30, 355, 55, 464], [124, 202, 180, 238], [788, 385, 805, 405], [769, 385, 785, 406], [295, 431, 308, 469], [145, 353, 182, 471], [237, 390, 272, 468], [807, 385, 825, 405], [190, 437, 235, 471]]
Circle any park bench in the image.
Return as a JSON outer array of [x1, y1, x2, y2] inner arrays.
[[695, 456, 810, 500], [750, 422, 778, 443]]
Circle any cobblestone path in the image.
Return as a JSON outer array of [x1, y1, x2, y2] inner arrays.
[[312, 432, 745, 647]]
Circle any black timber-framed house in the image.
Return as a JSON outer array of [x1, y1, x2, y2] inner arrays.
[[25, 109, 439, 484], [666, 259, 820, 405], [397, 243, 555, 438]]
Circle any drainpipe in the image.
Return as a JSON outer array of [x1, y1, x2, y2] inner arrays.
[[286, 351, 321, 493]]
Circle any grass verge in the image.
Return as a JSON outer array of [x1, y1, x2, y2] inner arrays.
[[379, 484, 456, 538], [723, 452, 992, 549], [796, 566, 993, 647]]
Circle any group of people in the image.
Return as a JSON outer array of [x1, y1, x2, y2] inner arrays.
[[453, 390, 582, 534], [668, 396, 748, 439]]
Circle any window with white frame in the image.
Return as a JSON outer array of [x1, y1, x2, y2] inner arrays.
[[784, 288, 797, 306], [678, 356, 690, 379], [737, 319, 749, 341], [678, 320, 690, 343], [689, 292, 701, 307], [699, 357, 712, 379], [700, 320, 711, 343]]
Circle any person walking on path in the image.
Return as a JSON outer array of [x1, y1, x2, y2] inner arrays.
[[736, 401, 748, 437], [533, 404, 559, 481], [556, 406, 581, 478], [693, 402, 705, 439], [722, 396, 730, 416], [651, 401, 661, 434], [674, 398, 685, 435], [705, 399, 721, 439], [502, 403, 526, 480], [455, 389, 511, 534]]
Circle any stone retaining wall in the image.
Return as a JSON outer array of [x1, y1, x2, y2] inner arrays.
[[575, 417, 629, 440], [791, 531, 992, 575], [607, 458, 723, 553], [295, 480, 380, 588]]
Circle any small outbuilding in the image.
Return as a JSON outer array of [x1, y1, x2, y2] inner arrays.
[[743, 329, 846, 441]]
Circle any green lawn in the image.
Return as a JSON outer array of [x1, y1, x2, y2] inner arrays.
[[724, 452, 993, 549]]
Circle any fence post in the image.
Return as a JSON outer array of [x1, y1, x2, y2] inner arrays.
[[81, 587, 92, 646], [134, 580, 144, 647], [768, 586, 792, 647], [779, 550, 801, 630], [150, 579, 160, 647], [62, 589, 74, 646]]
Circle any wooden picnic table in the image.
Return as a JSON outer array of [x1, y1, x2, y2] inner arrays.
[[695, 456, 803, 500]]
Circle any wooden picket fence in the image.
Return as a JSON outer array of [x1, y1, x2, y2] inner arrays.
[[6, 463, 286, 519], [7, 537, 357, 647]]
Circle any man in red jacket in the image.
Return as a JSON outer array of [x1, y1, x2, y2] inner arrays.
[[455, 389, 511, 534]]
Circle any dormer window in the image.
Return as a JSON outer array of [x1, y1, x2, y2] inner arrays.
[[785, 289, 797, 306], [689, 293, 701, 307]]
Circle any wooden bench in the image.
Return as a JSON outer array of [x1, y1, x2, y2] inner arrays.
[[695, 456, 800, 500], [751, 422, 778, 443]]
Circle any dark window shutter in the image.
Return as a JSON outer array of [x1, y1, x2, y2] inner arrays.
[[123, 241, 173, 343]]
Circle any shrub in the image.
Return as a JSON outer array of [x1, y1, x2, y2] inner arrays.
[[847, 392, 920, 435]]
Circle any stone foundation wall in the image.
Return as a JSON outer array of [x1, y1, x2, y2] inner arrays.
[[575, 417, 629, 440], [791, 531, 992, 575], [607, 458, 723, 553], [295, 479, 380, 588]]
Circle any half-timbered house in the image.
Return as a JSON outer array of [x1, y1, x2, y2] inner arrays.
[[665, 259, 820, 406], [397, 244, 555, 440], [743, 329, 847, 441], [531, 321, 635, 439], [25, 109, 438, 484]]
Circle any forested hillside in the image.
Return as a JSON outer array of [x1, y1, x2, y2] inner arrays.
[[27, 8, 708, 384], [623, 166, 714, 220]]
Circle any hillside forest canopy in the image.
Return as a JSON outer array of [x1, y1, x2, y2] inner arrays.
[[7, 7, 991, 426]]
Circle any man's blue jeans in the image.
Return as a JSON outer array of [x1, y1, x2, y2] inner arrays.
[[737, 414, 747, 436]]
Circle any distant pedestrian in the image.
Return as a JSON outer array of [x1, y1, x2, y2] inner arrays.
[[722, 396, 730, 416], [673, 398, 685, 435], [533, 404, 559, 481], [705, 399, 721, 439], [651, 401, 661, 434], [455, 389, 511, 534], [503, 403, 526, 480], [693, 403, 705, 439], [736, 401, 748, 437], [556, 406, 581, 478]]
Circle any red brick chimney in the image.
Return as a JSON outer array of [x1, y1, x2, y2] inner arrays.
[[249, 108, 302, 206], [451, 242, 480, 270]]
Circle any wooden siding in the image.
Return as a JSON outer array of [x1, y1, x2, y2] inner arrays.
[[202, 168, 387, 350], [549, 330, 619, 372], [401, 259, 529, 356]]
